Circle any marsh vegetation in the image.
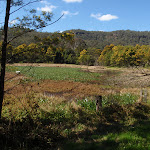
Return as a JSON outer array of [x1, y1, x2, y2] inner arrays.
[[1, 64, 150, 150]]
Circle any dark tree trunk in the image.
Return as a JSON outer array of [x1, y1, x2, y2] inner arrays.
[[0, 0, 11, 119], [96, 95, 102, 112]]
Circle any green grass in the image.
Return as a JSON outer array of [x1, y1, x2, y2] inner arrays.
[[65, 128, 150, 150], [102, 93, 138, 105], [77, 94, 138, 112], [11, 66, 102, 82], [3, 65, 150, 149], [1, 92, 150, 149]]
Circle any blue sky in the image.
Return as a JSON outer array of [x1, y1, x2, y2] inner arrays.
[[1, 0, 150, 32]]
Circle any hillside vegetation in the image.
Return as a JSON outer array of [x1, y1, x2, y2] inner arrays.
[[1, 28, 150, 49], [73, 29, 150, 49], [1, 28, 150, 66]]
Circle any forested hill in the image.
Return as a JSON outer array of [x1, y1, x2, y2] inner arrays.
[[72, 29, 150, 49], [0, 28, 52, 48], [1, 28, 150, 49]]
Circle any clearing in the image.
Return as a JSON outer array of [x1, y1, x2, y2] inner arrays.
[[1, 63, 150, 150], [7, 63, 150, 100]]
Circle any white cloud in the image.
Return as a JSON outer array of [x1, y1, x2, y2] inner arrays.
[[63, 0, 83, 3], [40, 0, 50, 5], [37, 1, 57, 12], [62, 11, 70, 15], [61, 10, 79, 18], [91, 13, 118, 21], [9, 20, 17, 25], [37, 5, 56, 12]]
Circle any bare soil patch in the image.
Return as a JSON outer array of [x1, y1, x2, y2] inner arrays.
[[7, 63, 150, 100], [5, 73, 106, 100]]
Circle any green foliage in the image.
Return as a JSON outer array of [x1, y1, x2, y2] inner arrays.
[[2, 30, 150, 66], [0, 31, 78, 64], [63, 49, 77, 64], [2, 91, 150, 149], [77, 93, 137, 112], [78, 48, 101, 65], [102, 93, 138, 106], [78, 49, 88, 65], [2, 29, 150, 50], [13, 66, 101, 82], [98, 44, 150, 67], [98, 44, 115, 66], [0, 42, 14, 63], [77, 98, 96, 111], [72, 29, 150, 49]]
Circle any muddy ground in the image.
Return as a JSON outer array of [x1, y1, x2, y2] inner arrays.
[[6, 63, 150, 100]]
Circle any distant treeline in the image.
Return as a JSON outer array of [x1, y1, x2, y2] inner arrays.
[[1, 28, 150, 49], [73, 29, 150, 49], [0, 31, 88, 64], [1, 31, 150, 67]]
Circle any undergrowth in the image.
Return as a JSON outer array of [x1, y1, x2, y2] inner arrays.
[[1, 92, 150, 150]]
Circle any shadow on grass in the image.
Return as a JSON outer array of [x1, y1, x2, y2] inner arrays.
[[0, 117, 63, 150], [63, 140, 119, 150], [0, 102, 150, 150]]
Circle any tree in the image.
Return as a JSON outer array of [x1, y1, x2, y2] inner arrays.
[[110, 45, 126, 66], [98, 44, 114, 66], [0, 0, 62, 118], [78, 49, 94, 65], [86, 47, 101, 65], [0, 0, 11, 119], [12, 43, 27, 62]]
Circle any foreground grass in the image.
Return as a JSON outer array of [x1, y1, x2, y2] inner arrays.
[[1, 91, 150, 150], [9, 66, 102, 82], [2, 65, 150, 149]]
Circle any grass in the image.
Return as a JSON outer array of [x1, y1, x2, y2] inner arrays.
[[1, 65, 150, 149], [102, 93, 138, 105], [76, 93, 138, 112], [10, 66, 102, 82], [1, 91, 150, 150]]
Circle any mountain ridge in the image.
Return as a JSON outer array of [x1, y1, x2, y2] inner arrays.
[[1, 29, 150, 49]]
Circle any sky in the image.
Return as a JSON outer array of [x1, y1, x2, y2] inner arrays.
[[0, 0, 150, 33]]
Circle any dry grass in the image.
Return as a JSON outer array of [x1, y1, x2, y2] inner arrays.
[[5, 64, 150, 102], [4, 72, 105, 101], [2, 65, 150, 150], [9, 63, 150, 87]]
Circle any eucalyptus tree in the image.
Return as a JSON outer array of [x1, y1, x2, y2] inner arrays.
[[0, 0, 63, 118]]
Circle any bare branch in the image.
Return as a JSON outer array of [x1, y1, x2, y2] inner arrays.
[[0, 0, 41, 25], [10, 0, 41, 15], [7, 14, 64, 44]]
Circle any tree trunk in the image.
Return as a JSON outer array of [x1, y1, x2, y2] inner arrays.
[[0, 0, 11, 119], [96, 95, 102, 112]]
